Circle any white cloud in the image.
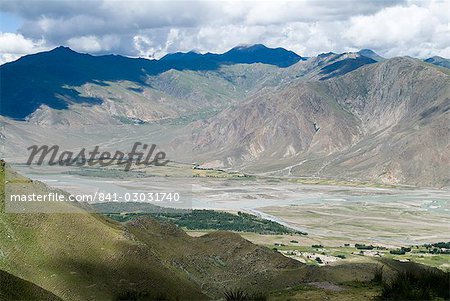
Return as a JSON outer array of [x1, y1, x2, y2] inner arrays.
[[0, 32, 48, 64], [67, 35, 119, 53], [344, 2, 450, 57], [133, 35, 160, 59], [0, 0, 449, 63]]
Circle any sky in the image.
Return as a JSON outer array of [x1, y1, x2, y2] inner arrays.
[[0, 0, 449, 64]]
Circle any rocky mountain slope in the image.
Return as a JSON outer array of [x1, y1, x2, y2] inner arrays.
[[193, 57, 450, 187], [0, 45, 376, 126]]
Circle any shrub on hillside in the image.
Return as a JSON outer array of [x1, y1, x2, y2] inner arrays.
[[224, 289, 267, 301], [377, 269, 449, 300]]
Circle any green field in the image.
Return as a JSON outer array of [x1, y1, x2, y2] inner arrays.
[[105, 209, 307, 235]]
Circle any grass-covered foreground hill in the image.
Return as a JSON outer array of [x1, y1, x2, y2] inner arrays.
[[0, 269, 63, 301], [0, 162, 207, 300]]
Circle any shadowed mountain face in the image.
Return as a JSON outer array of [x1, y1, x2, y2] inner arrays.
[[0, 47, 152, 119], [0, 45, 303, 119], [319, 54, 376, 80], [357, 49, 385, 62], [0, 270, 63, 301], [217, 44, 303, 67], [424, 56, 450, 69], [162, 44, 304, 67]]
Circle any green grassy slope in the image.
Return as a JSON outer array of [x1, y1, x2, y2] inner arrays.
[[0, 162, 207, 300], [0, 269, 63, 301], [125, 217, 307, 297]]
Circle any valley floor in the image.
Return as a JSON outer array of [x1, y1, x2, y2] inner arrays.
[[13, 162, 448, 246]]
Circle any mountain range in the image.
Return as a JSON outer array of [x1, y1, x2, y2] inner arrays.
[[1, 45, 449, 187], [193, 57, 449, 187], [0, 44, 303, 119]]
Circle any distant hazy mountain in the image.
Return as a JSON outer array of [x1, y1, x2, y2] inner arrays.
[[162, 44, 304, 68], [358, 49, 385, 62], [424, 56, 450, 69], [218, 44, 304, 67]]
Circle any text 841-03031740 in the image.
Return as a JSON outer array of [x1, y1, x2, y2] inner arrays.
[[95, 192, 181, 203]]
